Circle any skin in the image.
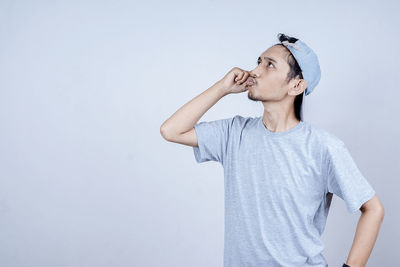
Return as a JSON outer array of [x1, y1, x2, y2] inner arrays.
[[346, 195, 384, 267], [246, 44, 307, 133], [160, 44, 384, 267]]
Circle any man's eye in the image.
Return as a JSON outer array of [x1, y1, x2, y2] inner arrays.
[[257, 61, 274, 68]]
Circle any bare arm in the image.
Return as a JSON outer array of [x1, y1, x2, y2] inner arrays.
[[160, 81, 227, 146], [160, 67, 252, 146], [345, 195, 385, 267]]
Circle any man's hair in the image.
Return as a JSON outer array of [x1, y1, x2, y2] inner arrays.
[[273, 33, 304, 121]]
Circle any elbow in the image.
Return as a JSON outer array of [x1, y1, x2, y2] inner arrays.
[[160, 124, 169, 140], [160, 124, 173, 141], [378, 204, 385, 221]]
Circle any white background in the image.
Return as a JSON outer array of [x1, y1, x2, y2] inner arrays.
[[0, 0, 397, 266]]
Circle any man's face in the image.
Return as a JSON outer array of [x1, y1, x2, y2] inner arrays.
[[247, 45, 298, 102]]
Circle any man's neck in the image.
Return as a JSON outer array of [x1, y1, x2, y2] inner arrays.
[[261, 113, 300, 133]]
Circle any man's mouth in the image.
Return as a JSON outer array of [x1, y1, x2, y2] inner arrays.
[[245, 77, 256, 86]]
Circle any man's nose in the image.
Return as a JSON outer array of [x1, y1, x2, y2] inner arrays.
[[249, 71, 258, 78]]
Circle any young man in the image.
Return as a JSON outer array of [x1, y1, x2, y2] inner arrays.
[[160, 33, 384, 267]]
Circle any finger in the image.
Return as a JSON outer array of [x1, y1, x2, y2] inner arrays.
[[239, 72, 250, 84], [235, 71, 244, 83]]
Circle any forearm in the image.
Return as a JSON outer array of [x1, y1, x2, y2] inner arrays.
[[160, 81, 227, 137], [345, 208, 384, 267]]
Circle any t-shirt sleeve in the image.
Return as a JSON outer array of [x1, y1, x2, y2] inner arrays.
[[192, 116, 234, 165], [325, 140, 376, 214]]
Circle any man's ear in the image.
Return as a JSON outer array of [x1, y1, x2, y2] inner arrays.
[[289, 78, 307, 96]]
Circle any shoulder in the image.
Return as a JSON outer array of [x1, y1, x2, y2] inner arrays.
[[301, 122, 350, 173], [194, 114, 256, 133], [302, 121, 345, 149], [232, 114, 258, 123], [195, 115, 253, 127], [226, 114, 259, 129]]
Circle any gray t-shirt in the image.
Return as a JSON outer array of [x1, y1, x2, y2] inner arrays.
[[192, 115, 375, 267]]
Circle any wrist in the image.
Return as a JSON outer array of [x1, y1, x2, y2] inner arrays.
[[213, 81, 229, 97]]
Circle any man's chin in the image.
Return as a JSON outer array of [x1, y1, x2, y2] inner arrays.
[[247, 87, 259, 101]]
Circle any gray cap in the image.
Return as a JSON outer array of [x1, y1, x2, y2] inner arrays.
[[277, 33, 321, 96]]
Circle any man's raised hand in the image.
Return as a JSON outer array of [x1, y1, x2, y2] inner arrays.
[[217, 67, 254, 95]]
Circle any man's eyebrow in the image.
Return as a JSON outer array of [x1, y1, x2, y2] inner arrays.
[[258, 56, 278, 64]]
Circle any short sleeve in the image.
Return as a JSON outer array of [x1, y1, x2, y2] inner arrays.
[[326, 140, 376, 214], [192, 117, 234, 165]]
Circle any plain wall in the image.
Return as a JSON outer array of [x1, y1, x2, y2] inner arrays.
[[0, 0, 398, 266]]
